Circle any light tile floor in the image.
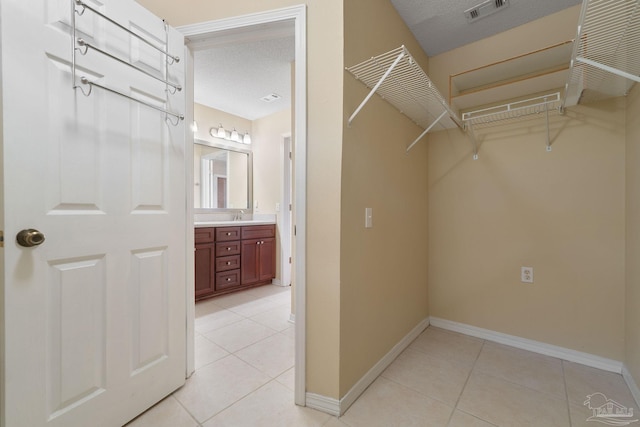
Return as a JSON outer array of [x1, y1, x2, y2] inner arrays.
[[127, 285, 638, 426]]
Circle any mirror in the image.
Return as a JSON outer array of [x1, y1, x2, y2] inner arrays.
[[194, 139, 252, 211]]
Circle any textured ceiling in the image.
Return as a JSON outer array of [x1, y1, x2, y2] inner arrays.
[[194, 35, 295, 120], [192, 0, 582, 120], [391, 0, 582, 56]]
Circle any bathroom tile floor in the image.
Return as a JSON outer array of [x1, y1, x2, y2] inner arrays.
[[127, 285, 638, 427]]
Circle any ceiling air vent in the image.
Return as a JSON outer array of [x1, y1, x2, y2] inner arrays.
[[260, 93, 282, 103], [464, 0, 510, 23]]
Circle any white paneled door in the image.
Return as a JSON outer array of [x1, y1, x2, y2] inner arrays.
[[1, 1, 187, 426]]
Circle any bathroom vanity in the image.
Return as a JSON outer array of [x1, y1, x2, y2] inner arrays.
[[195, 223, 276, 301]]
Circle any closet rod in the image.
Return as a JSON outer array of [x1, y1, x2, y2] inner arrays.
[[78, 77, 184, 122], [74, 0, 180, 64], [76, 38, 182, 91]]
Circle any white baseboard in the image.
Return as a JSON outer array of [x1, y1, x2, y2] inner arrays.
[[306, 317, 633, 416], [305, 317, 429, 417], [305, 393, 341, 417], [429, 317, 623, 374], [622, 364, 640, 408]]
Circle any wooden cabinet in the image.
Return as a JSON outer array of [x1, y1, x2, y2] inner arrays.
[[241, 237, 276, 285], [241, 225, 276, 286], [195, 224, 276, 301], [194, 228, 216, 300]]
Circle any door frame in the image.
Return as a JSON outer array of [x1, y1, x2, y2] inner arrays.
[[280, 133, 292, 288], [178, 5, 307, 406]]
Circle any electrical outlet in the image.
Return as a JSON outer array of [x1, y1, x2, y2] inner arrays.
[[521, 266, 534, 283]]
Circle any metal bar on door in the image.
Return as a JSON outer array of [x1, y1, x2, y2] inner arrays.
[[79, 77, 184, 121], [73, 0, 180, 64], [76, 38, 182, 92]]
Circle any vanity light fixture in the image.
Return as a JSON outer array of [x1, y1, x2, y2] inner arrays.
[[209, 124, 251, 144]]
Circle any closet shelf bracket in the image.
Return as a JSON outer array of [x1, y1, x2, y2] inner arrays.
[[462, 92, 561, 159], [346, 46, 462, 153]]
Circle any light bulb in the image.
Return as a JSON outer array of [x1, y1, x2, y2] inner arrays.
[[216, 124, 226, 139], [230, 128, 240, 142]]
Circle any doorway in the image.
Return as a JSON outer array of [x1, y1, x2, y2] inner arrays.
[[178, 5, 307, 406]]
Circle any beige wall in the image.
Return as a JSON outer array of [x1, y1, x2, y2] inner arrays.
[[340, 0, 430, 395], [252, 109, 291, 216], [253, 109, 293, 282], [138, 0, 345, 399], [428, 98, 626, 360], [626, 84, 640, 384], [427, 4, 627, 362]]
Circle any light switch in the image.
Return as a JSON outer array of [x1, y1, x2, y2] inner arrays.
[[365, 208, 373, 228]]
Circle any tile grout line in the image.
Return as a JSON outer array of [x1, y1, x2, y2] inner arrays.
[[170, 393, 207, 427], [445, 338, 489, 426], [464, 340, 572, 405], [197, 377, 284, 426], [132, 286, 292, 427]]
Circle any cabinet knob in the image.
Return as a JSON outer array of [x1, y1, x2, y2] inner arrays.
[[226, 261, 231, 265], [226, 232, 231, 236], [226, 277, 232, 282], [227, 247, 231, 251]]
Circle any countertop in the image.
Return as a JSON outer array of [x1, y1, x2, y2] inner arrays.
[[195, 220, 276, 228]]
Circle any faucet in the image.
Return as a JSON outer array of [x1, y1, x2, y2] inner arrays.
[[234, 210, 244, 221]]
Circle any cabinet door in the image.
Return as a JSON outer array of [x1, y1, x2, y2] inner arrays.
[[259, 237, 276, 282], [195, 243, 216, 300], [241, 238, 260, 285]]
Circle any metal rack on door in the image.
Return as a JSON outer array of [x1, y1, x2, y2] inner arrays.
[[71, 0, 184, 124]]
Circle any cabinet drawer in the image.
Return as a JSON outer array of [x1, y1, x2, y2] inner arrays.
[[216, 227, 241, 242], [216, 241, 240, 256], [216, 255, 240, 272], [195, 227, 216, 244], [241, 225, 275, 240], [216, 269, 240, 290]]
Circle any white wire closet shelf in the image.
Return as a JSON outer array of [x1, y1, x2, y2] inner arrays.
[[346, 46, 462, 152], [462, 92, 562, 127], [564, 0, 640, 108], [462, 92, 562, 159]]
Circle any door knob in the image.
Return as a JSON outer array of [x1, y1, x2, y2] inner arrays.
[[16, 229, 45, 247]]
